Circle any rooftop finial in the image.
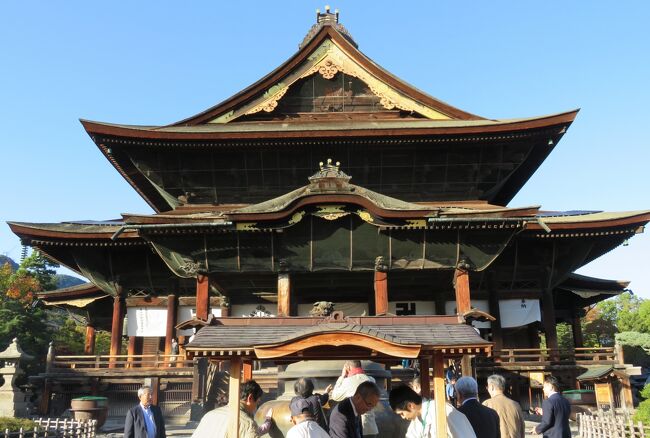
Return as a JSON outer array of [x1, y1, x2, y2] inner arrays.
[[316, 5, 339, 24]]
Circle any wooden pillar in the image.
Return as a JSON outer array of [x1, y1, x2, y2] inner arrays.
[[221, 303, 230, 317], [461, 355, 473, 377], [228, 358, 243, 438], [164, 294, 178, 364], [278, 273, 291, 317], [196, 275, 210, 320], [243, 360, 253, 383], [419, 357, 431, 398], [151, 377, 160, 406], [127, 336, 137, 368], [109, 295, 124, 368], [454, 265, 471, 315], [542, 288, 559, 361], [373, 257, 389, 315], [621, 375, 634, 409], [488, 282, 503, 353], [84, 324, 96, 355], [432, 352, 447, 438], [572, 316, 584, 348], [373, 271, 388, 316], [39, 379, 51, 415]]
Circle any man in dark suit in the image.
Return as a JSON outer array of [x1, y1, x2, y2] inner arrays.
[[329, 381, 380, 438], [533, 376, 571, 438], [124, 386, 166, 438], [455, 376, 500, 438]]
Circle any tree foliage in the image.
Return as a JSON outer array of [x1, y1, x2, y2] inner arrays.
[[635, 385, 650, 424], [0, 251, 94, 381]]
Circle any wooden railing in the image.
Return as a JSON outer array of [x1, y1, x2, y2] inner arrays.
[[476, 347, 617, 367], [2, 418, 97, 438], [578, 412, 650, 438], [50, 354, 194, 370]]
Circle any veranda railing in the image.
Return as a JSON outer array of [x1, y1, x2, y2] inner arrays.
[[49, 353, 193, 370]]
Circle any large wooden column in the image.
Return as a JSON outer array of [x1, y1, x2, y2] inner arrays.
[[572, 315, 584, 348], [488, 289, 503, 353], [164, 294, 178, 359], [432, 352, 447, 438], [542, 288, 559, 360], [277, 273, 291, 317], [84, 324, 96, 355], [127, 336, 137, 368], [454, 264, 473, 375], [228, 358, 243, 438], [109, 295, 124, 368], [374, 257, 388, 315], [196, 275, 210, 320], [453, 264, 471, 315]]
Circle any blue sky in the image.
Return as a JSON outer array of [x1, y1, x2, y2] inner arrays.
[[1, 1, 649, 296]]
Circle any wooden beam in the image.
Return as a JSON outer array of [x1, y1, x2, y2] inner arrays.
[[164, 294, 177, 363], [228, 358, 242, 438], [109, 295, 124, 368], [374, 270, 388, 316], [196, 275, 210, 320], [419, 356, 431, 398], [432, 352, 447, 438], [454, 266, 471, 315], [243, 361, 253, 382], [254, 332, 421, 359], [277, 273, 291, 317], [84, 324, 96, 355]]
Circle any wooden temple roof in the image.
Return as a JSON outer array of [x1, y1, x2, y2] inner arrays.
[[78, 15, 579, 212], [185, 315, 491, 360]]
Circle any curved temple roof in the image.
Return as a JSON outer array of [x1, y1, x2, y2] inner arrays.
[[80, 14, 578, 212]]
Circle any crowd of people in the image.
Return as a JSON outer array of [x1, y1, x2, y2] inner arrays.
[[125, 361, 572, 438]]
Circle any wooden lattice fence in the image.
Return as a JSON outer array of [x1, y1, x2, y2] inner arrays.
[[2, 419, 96, 438], [578, 412, 650, 438]]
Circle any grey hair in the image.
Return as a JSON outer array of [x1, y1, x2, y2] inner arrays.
[[137, 386, 152, 397], [454, 376, 478, 398], [487, 374, 506, 391]]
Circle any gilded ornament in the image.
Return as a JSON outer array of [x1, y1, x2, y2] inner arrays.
[[356, 210, 374, 223], [236, 222, 261, 231], [318, 60, 339, 80], [288, 211, 306, 225]]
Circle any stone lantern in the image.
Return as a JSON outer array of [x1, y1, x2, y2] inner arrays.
[[0, 338, 34, 417]]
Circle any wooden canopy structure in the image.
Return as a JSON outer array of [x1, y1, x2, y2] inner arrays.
[[184, 314, 490, 437]]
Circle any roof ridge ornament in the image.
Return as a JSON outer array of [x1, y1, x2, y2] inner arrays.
[[300, 6, 358, 49], [308, 158, 352, 192]]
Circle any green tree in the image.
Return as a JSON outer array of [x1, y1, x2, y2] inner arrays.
[[0, 251, 89, 378]]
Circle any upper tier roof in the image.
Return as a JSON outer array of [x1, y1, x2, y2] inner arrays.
[[81, 10, 578, 212]]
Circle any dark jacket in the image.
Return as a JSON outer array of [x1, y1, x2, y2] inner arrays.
[[458, 399, 500, 438], [535, 393, 571, 438], [124, 404, 166, 438], [329, 397, 362, 438]]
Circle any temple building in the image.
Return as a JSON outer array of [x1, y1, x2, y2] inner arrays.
[[9, 7, 649, 435]]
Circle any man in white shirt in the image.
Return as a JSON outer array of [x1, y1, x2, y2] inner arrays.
[[389, 385, 476, 438], [330, 361, 378, 437], [286, 398, 329, 438]]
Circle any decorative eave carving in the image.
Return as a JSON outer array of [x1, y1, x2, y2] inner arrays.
[[209, 40, 452, 124]]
